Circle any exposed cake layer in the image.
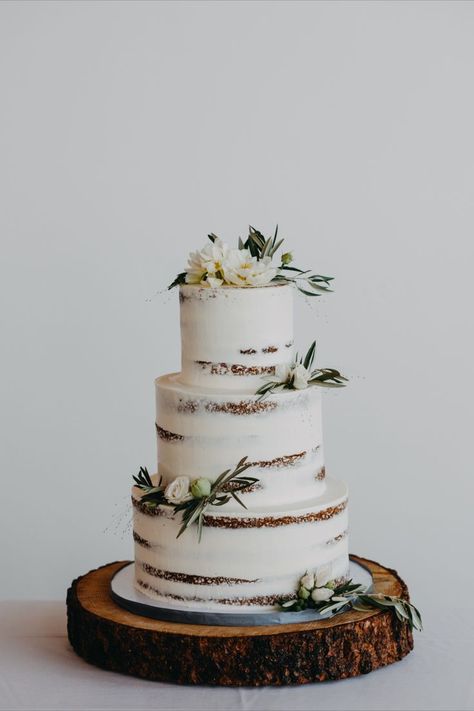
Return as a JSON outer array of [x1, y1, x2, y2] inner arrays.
[[179, 283, 294, 391], [156, 373, 326, 510], [132, 477, 349, 611]]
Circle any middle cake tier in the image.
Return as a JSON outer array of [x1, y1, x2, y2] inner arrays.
[[156, 373, 327, 511]]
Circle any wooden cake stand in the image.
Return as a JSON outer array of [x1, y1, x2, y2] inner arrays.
[[66, 554, 413, 686]]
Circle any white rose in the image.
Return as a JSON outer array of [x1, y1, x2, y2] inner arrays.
[[292, 363, 310, 390], [164, 476, 191, 504], [311, 587, 334, 602], [300, 572, 315, 590], [315, 564, 332, 588]]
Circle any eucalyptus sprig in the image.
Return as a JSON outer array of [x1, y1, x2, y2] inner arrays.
[[255, 340, 348, 400], [280, 577, 422, 632], [133, 457, 259, 542]]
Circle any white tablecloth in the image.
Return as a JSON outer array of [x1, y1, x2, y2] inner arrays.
[[0, 601, 472, 711]]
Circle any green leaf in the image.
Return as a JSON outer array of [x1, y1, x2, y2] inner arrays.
[[168, 455, 260, 543], [279, 265, 307, 274], [231, 491, 246, 508], [168, 272, 186, 290], [296, 287, 323, 297], [303, 341, 316, 371], [269, 238, 284, 257]]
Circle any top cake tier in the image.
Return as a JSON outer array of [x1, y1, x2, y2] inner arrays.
[[179, 283, 294, 391]]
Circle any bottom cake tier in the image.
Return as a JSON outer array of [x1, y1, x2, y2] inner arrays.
[[132, 477, 349, 611]]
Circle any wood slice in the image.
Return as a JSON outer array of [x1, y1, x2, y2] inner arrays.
[[66, 555, 413, 686]]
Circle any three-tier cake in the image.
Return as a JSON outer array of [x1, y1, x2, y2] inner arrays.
[[132, 277, 349, 611]]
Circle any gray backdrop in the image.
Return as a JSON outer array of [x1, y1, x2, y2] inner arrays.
[[0, 0, 472, 628]]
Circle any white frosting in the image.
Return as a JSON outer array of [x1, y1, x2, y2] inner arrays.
[[156, 373, 326, 510], [132, 477, 349, 611], [179, 283, 294, 391], [130, 281, 350, 611]]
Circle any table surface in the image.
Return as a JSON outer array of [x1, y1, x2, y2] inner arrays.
[[0, 601, 472, 711]]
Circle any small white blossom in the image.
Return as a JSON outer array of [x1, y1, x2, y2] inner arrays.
[[300, 572, 315, 590], [311, 587, 334, 602], [292, 363, 310, 389], [315, 564, 332, 588], [274, 363, 292, 384], [164, 476, 191, 505], [207, 276, 223, 288]]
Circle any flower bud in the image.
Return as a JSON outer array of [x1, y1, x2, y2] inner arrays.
[[298, 586, 310, 600], [281, 252, 293, 265], [191, 477, 212, 499], [300, 572, 315, 590]]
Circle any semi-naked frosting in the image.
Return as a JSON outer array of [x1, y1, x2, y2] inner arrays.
[[132, 282, 350, 609], [155, 374, 326, 509], [179, 283, 294, 391]]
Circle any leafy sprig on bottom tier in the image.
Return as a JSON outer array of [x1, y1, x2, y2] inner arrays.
[[133, 457, 258, 542], [280, 569, 422, 632]]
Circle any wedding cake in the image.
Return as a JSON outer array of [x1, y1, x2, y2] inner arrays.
[[131, 229, 349, 611]]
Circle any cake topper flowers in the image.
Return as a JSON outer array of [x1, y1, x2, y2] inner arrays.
[[133, 457, 258, 542], [255, 340, 348, 400], [168, 226, 333, 296], [281, 566, 423, 632]]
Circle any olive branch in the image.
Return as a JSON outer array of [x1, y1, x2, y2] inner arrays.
[[255, 340, 348, 400], [281, 579, 422, 632], [173, 457, 257, 542], [133, 457, 259, 542]]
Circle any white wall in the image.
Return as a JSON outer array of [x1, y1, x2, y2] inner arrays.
[[1, 0, 472, 603]]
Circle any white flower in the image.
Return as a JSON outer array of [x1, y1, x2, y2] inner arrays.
[[184, 238, 277, 288], [300, 572, 315, 590], [311, 587, 334, 602], [315, 564, 332, 588], [184, 238, 229, 286], [292, 363, 310, 390], [207, 276, 223, 288], [185, 250, 207, 284], [274, 363, 292, 384], [223, 249, 277, 287], [199, 238, 229, 281], [244, 256, 277, 286], [222, 248, 253, 285], [164, 476, 191, 504]]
